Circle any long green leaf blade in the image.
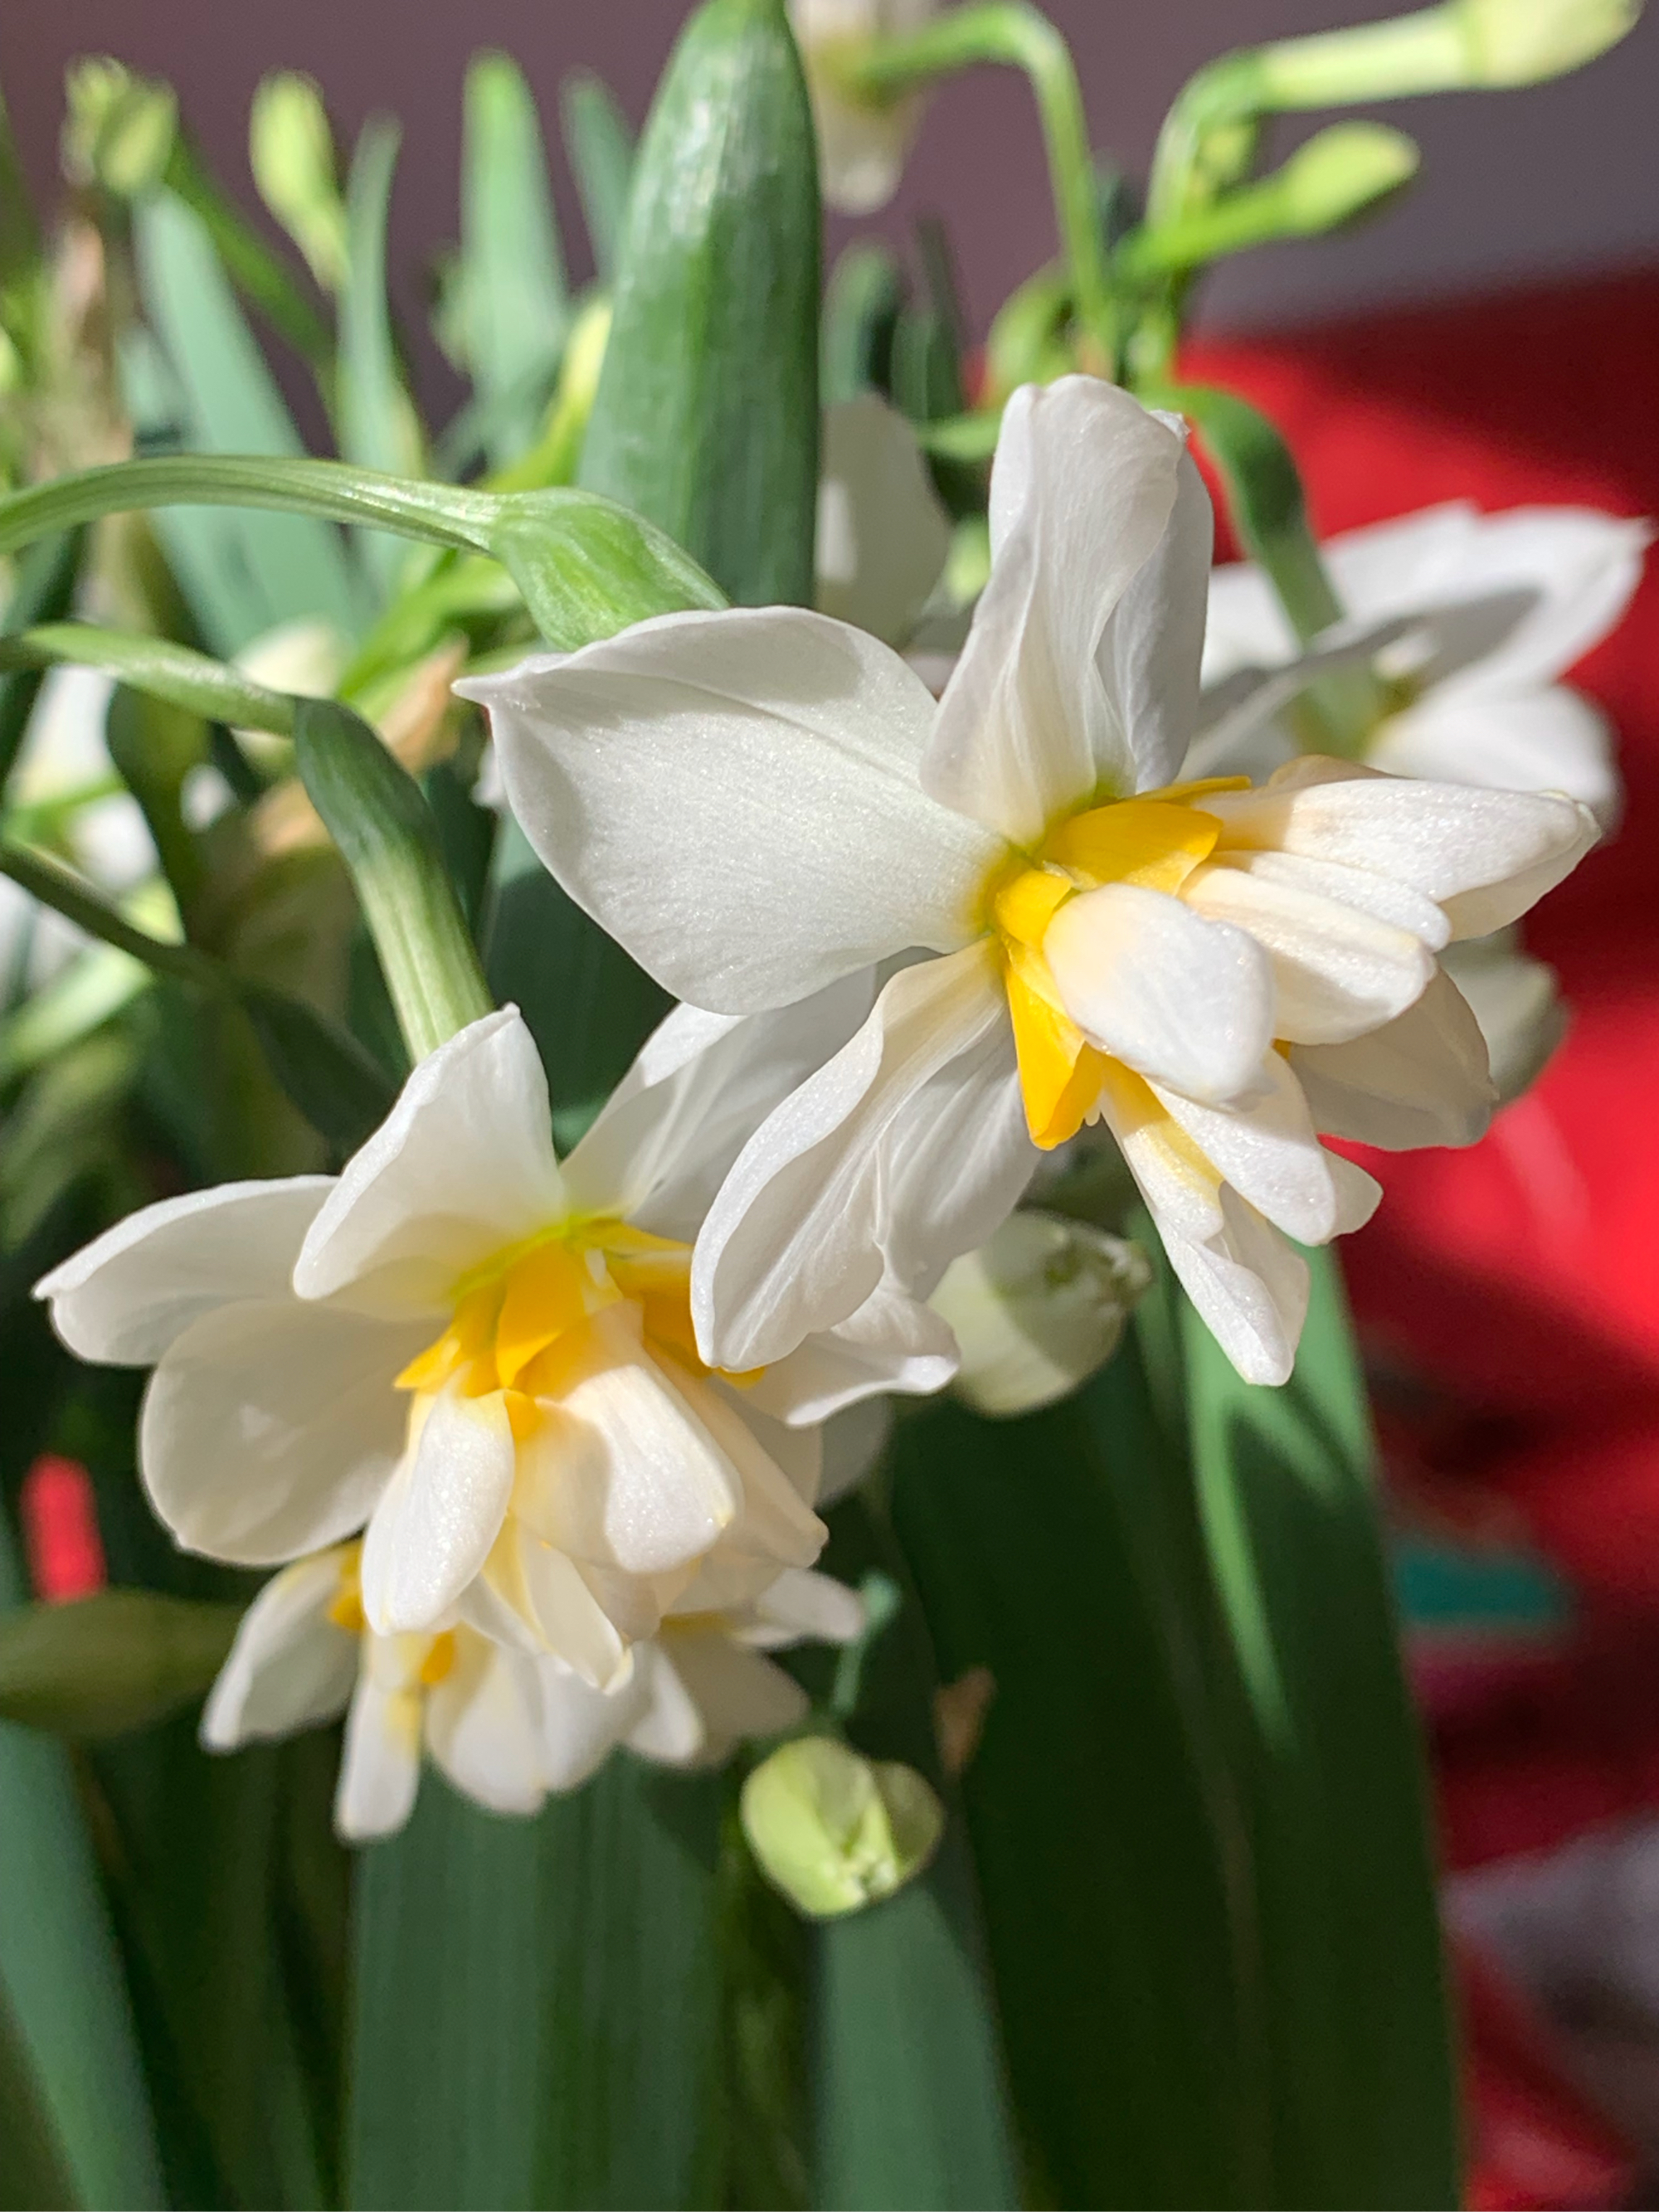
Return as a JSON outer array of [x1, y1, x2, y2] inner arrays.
[[461, 54, 570, 470], [1181, 1247, 1458, 2208], [0, 1507, 164, 2209], [559, 73, 635, 286], [341, 117, 418, 600], [131, 189, 366, 647]]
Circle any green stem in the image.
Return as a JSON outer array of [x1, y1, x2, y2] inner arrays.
[[842, 3, 1116, 370], [0, 625, 296, 737], [0, 842, 213, 988]]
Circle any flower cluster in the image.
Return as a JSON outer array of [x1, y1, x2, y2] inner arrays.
[[34, 375, 1603, 1834]]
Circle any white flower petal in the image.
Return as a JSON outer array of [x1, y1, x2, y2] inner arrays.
[[511, 1313, 741, 1577], [423, 1636, 551, 1816], [334, 1674, 423, 1842], [1289, 965, 1496, 1150], [624, 1643, 708, 1765], [1044, 882, 1275, 1104], [666, 1368, 826, 1569], [199, 1550, 358, 1749], [560, 973, 876, 1234], [692, 944, 1033, 1370], [141, 1300, 424, 1566], [1157, 1189, 1310, 1389], [1329, 1150, 1384, 1232], [924, 379, 1191, 843], [741, 1567, 866, 1650], [360, 1388, 517, 1636], [816, 393, 952, 645], [465, 608, 1000, 1014], [1204, 759, 1598, 941], [294, 1009, 563, 1318], [1440, 931, 1566, 1105], [817, 1395, 894, 1506], [750, 1281, 960, 1425], [1200, 847, 1451, 950], [1148, 1050, 1346, 1247], [1181, 858, 1435, 1045], [657, 1630, 809, 1754], [36, 1177, 334, 1366], [481, 1525, 633, 1689], [538, 1655, 643, 1789], [1370, 685, 1620, 830]]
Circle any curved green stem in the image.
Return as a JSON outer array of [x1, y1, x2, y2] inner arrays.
[[842, 3, 1116, 370]]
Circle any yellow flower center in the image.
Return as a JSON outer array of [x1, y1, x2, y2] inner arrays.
[[989, 779, 1247, 1150], [393, 1218, 739, 1432]]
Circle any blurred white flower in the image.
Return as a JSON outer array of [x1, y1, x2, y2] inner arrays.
[[1194, 502, 1647, 1099], [37, 1002, 955, 1684], [202, 1541, 863, 1840], [816, 392, 951, 647], [790, 0, 937, 215], [471, 377, 1596, 1386]]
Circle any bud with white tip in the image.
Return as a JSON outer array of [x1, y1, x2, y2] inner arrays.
[[930, 1210, 1152, 1420], [789, 0, 937, 214], [741, 1734, 944, 1918]]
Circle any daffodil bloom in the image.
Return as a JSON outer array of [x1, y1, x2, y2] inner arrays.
[[1194, 501, 1648, 1098], [37, 1002, 953, 1680], [789, 0, 936, 215], [469, 377, 1598, 1384], [1196, 501, 1649, 827], [202, 1543, 864, 1840]]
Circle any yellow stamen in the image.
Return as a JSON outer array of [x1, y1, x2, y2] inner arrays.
[[1044, 798, 1220, 893], [328, 1548, 366, 1635], [418, 1632, 457, 1687], [494, 1241, 594, 1389], [993, 865, 1073, 951], [1004, 945, 1107, 1150]]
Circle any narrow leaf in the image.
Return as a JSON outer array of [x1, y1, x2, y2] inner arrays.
[[0, 622, 297, 737], [1180, 1247, 1459, 2208], [341, 116, 419, 598], [0, 531, 85, 790], [131, 189, 365, 647], [461, 53, 570, 469], [0, 1589, 241, 1738], [821, 241, 904, 406], [0, 1507, 165, 2209], [559, 73, 635, 286], [292, 697, 492, 1059]]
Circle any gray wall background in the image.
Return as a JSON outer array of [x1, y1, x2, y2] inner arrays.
[[2, 0, 1655, 391]]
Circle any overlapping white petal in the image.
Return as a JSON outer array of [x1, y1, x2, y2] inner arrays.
[[816, 392, 952, 646], [200, 1550, 358, 1748], [923, 379, 1199, 842], [463, 610, 1000, 1014]]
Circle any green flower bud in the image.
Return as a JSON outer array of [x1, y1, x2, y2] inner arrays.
[[1275, 122, 1419, 231], [930, 1209, 1151, 1419], [741, 1736, 943, 1918], [1458, 0, 1639, 83], [250, 73, 348, 294], [61, 59, 178, 198]]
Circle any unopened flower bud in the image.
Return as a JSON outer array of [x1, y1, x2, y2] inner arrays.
[[1276, 123, 1419, 231], [1458, 0, 1638, 84], [741, 1736, 943, 1918], [62, 60, 178, 198], [930, 1209, 1151, 1419], [790, 0, 937, 215], [250, 73, 348, 294]]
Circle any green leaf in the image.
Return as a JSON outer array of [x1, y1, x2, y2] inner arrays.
[[348, 1761, 727, 2210], [0, 457, 725, 652], [129, 188, 366, 649], [811, 1498, 1019, 2212], [0, 1973, 79, 2212], [0, 621, 297, 737], [163, 130, 336, 369], [104, 683, 208, 920], [560, 72, 635, 286], [0, 1589, 241, 1738], [0, 531, 84, 790], [821, 241, 904, 406], [0, 838, 396, 1153], [482, 813, 669, 1152], [0, 1509, 165, 2208], [293, 696, 492, 1059], [1180, 1247, 1458, 2208], [580, 0, 821, 606], [460, 53, 570, 470], [890, 1348, 1273, 2210], [341, 116, 419, 599]]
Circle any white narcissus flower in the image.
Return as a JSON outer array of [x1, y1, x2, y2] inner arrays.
[[36, 1002, 954, 1684], [1196, 501, 1648, 828], [1195, 501, 1648, 1097], [790, 0, 936, 216], [468, 377, 1598, 1388], [816, 392, 951, 648], [203, 1543, 864, 1840]]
